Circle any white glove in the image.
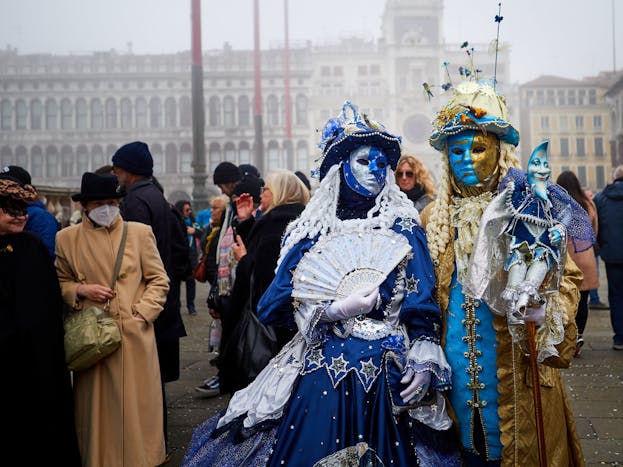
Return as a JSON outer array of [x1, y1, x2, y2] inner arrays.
[[399, 368, 431, 404], [323, 286, 379, 322]]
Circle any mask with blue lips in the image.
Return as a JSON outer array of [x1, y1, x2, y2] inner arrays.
[[343, 146, 388, 196]]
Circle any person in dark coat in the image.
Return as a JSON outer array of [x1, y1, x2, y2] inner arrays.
[[594, 164, 623, 350], [220, 170, 309, 393], [174, 200, 204, 315], [0, 165, 59, 259], [111, 141, 188, 454], [0, 174, 81, 466]]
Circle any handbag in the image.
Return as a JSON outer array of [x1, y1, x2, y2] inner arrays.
[[220, 274, 279, 388], [64, 222, 127, 372], [192, 255, 208, 282]]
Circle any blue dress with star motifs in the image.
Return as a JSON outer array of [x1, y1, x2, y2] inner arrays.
[[182, 218, 461, 467]]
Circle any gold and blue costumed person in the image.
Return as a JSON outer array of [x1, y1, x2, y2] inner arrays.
[[422, 81, 586, 466], [183, 102, 461, 466]]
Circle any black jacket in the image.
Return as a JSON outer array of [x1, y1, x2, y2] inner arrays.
[[594, 179, 623, 263], [0, 232, 81, 465]]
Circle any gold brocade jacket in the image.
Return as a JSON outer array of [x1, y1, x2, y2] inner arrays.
[[421, 207, 585, 467]]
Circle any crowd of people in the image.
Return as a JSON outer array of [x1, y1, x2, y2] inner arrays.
[[2, 78, 623, 466]]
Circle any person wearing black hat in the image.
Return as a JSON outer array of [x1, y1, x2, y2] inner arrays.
[[0, 175, 81, 467], [111, 141, 188, 455], [0, 165, 60, 259], [56, 172, 170, 466]]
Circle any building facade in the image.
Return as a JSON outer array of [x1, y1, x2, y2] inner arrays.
[[605, 74, 623, 173], [0, 0, 509, 208], [518, 73, 618, 191]]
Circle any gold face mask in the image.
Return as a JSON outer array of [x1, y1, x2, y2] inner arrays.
[[447, 130, 500, 196]]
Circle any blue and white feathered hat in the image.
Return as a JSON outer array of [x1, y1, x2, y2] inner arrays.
[[315, 101, 402, 180], [429, 82, 519, 151]]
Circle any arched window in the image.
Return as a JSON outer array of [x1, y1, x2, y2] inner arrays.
[[61, 98, 73, 130], [238, 95, 250, 127], [30, 99, 42, 130], [150, 97, 162, 128], [15, 146, 28, 169], [15, 100, 27, 130], [105, 98, 117, 129], [46, 99, 58, 130], [1, 100, 11, 130], [75, 98, 87, 129], [76, 145, 89, 174], [46, 145, 60, 178], [120, 98, 132, 128], [224, 142, 236, 163], [208, 96, 221, 127], [208, 143, 221, 172], [267, 140, 279, 170], [136, 98, 147, 128], [266, 95, 279, 127], [91, 145, 105, 170], [295, 94, 308, 125], [180, 96, 191, 127], [223, 96, 235, 127], [91, 99, 103, 129], [61, 145, 74, 177], [1, 146, 13, 167], [239, 141, 251, 164], [180, 143, 192, 173], [296, 140, 309, 170], [165, 143, 178, 173], [31, 146, 43, 178], [165, 97, 177, 127], [151, 143, 163, 174]]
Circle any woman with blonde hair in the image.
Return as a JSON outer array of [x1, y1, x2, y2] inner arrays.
[[219, 170, 309, 393], [395, 153, 435, 212]]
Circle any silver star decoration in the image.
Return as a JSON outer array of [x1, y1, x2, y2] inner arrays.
[[397, 217, 416, 233], [329, 354, 349, 376], [359, 358, 379, 384], [405, 274, 420, 294], [306, 347, 325, 367]]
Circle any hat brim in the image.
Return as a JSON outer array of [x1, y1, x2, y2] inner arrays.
[[429, 120, 519, 151], [320, 131, 402, 180], [71, 191, 126, 202]]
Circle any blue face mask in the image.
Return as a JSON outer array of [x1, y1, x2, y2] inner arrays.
[[343, 146, 388, 196], [527, 142, 551, 201], [447, 131, 479, 186]]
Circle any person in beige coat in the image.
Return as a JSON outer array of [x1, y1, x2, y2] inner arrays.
[[56, 172, 170, 467], [556, 170, 599, 356]]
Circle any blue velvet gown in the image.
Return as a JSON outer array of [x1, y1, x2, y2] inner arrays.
[[183, 185, 461, 467]]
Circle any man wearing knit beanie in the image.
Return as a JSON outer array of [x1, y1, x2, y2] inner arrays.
[[213, 161, 242, 197]]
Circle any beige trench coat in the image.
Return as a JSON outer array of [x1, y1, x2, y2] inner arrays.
[[56, 215, 169, 467]]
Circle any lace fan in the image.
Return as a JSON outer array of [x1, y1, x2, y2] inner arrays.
[[292, 229, 411, 301]]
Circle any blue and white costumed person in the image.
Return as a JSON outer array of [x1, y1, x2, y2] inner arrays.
[[183, 102, 461, 466]]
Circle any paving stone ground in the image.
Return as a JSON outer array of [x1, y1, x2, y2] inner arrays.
[[166, 268, 622, 466]]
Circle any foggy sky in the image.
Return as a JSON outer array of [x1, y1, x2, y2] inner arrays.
[[0, 0, 620, 84]]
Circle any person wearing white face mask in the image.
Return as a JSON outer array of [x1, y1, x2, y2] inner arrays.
[[55, 172, 170, 467]]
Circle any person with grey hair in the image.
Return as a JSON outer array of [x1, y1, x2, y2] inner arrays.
[[593, 165, 623, 350]]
